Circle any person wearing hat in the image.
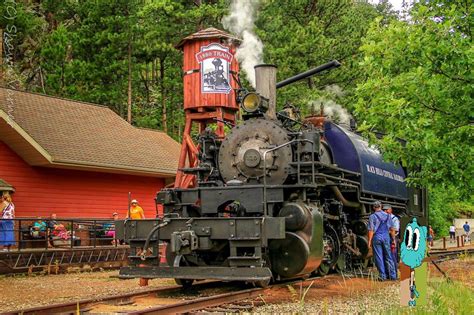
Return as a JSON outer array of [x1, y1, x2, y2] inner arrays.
[[127, 200, 145, 220], [383, 204, 400, 275], [368, 200, 396, 280]]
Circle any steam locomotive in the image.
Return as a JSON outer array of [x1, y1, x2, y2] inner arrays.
[[117, 61, 427, 287]]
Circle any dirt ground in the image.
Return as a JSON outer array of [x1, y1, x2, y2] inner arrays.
[[256, 257, 474, 313], [429, 256, 474, 289], [255, 274, 397, 314], [261, 274, 390, 305], [0, 270, 175, 312], [0, 257, 471, 313]]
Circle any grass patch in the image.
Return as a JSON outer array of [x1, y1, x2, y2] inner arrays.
[[386, 278, 474, 314]]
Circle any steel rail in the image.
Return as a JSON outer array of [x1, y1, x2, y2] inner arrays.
[[127, 287, 267, 315], [9, 275, 335, 315], [429, 248, 474, 261], [6, 281, 221, 315]]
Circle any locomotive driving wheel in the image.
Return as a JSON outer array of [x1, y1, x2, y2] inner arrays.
[[317, 224, 340, 276]]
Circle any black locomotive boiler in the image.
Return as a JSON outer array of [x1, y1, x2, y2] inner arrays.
[[117, 61, 427, 287]]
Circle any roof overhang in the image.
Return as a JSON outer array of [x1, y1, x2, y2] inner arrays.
[[0, 109, 176, 178], [0, 178, 15, 192]]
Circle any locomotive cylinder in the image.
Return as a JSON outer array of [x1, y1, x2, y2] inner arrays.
[[271, 202, 323, 278], [279, 202, 309, 231], [255, 64, 277, 119]]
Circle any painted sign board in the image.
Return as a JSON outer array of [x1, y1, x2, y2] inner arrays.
[[196, 43, 233, 94]]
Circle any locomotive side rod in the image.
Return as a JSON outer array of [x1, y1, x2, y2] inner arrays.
[[276, 60, 341, 89]]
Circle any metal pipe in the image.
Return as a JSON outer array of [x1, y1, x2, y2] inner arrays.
[[329, 185, 360, 208], [140, 220, 169, 260], [255, 64, 277, 119], [276, 60, 341, 89]]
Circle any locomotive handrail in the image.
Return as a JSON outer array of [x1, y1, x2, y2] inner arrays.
[[262, 139, 315, 216]]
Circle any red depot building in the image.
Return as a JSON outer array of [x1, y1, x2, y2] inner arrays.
[[0, 87, 180, 218]]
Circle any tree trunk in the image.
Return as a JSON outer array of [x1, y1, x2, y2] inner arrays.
[[0, 29, 3, 85], [152, 59, 156, 84], [145, 61, 150, 103], [160, 58, 167, 133], [127, 37, 132, 124]]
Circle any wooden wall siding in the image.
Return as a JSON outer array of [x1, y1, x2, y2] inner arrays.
[[0, 141, 164, 218], [183, 39, 240, 110]]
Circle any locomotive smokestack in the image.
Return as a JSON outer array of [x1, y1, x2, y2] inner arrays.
[[255, 64, 277, 119]]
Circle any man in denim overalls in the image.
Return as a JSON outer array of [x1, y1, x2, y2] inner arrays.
[[368, 201, 397, 280], [384, 204, 400, 276]]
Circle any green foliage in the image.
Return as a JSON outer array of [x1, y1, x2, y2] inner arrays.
[[354, 1, 474, 198], [428, 185, 468, 236], [1, 0, 394, 142], [1, 0, 228, 139], [257, 0, 397, 113]]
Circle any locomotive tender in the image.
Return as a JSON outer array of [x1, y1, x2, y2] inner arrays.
[[117, 61, 427, 287]]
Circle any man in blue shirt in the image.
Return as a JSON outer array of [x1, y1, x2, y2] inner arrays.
[[368, 201, 396, 280], [383, 204, 400, 276], [463, 221, 471, 242]]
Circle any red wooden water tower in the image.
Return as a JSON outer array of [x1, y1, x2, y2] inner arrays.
[[175, 28, 241, 188]]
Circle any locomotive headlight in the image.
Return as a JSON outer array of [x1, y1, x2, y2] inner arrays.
[[241, 92, 268, 114]]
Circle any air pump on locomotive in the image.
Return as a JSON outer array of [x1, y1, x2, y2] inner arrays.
[[117, 61, 427, 287]]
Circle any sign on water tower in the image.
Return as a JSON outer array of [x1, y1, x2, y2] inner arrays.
[[196, 43, 233, 94]]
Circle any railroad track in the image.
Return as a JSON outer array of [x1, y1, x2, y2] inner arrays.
[[8, 274, 345, 315], [429, 248, 474, 262], [8, 249, 472, 314], [6, 279, 270, 315]]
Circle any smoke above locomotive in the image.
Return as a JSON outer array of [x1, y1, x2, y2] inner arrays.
[[222, 0, 263, 87]]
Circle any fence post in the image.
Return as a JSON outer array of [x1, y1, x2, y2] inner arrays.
[[17, 219, 21, 251], [456, 236, 460, 247], [93, 220, 97, 248], [442, 237, 446, 250], [114, 220, 118, 247], [70, 220, 74, 249]]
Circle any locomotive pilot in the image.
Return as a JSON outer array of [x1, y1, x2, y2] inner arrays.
[[368, 201, 397, 280]]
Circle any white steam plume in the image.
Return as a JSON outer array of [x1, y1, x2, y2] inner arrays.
[[310, 99, 352, 128], [309, 84, 352, 127], [222, 0, 263, 87]]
